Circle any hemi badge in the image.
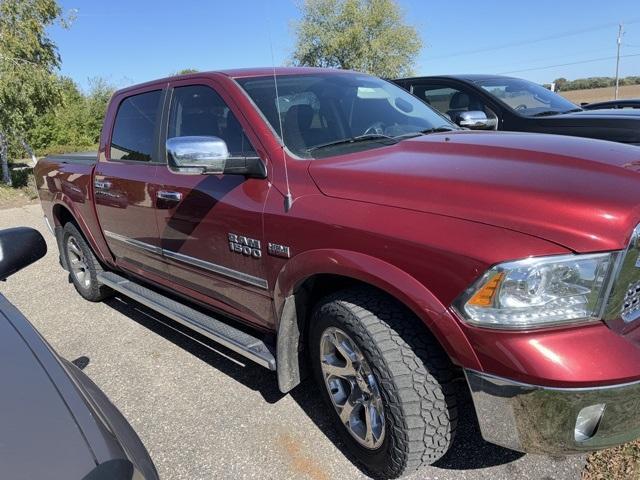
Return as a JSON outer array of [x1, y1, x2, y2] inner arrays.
[[268, 243, 291, 258]]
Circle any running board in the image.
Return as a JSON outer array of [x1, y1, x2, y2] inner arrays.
[[97, 272, 276, 370]]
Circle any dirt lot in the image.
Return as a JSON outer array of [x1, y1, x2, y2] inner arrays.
[[559, 84, 640, 104], [0, 184, 38, 209]]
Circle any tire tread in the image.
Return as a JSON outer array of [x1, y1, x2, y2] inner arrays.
[[312, 287, 458, 478]]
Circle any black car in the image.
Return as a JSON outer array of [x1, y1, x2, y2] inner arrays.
[[0, 227, 158, 480], [394, 74, 640, 146], [582, 98, 640, 110]]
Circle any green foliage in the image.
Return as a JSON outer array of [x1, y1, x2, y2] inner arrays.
[[175, 68, 199, 75], [0, 0, 66, 147], [553, 77, 567, 91], [553, 76, 640, 92], [29, 76, 115, 155], [292, 0, 421, 78]]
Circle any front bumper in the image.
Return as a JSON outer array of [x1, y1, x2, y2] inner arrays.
[[465, 369, 640, 454]]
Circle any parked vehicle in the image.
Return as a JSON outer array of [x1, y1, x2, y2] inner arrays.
[[0, 227, 158, 480], [35, 67, 640, 479], [394, 74, 640, 145], [582, 98, 640, 110]]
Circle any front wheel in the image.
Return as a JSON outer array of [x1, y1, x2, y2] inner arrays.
[[309, 288, 457, 479], [62, 222, 112, 302]]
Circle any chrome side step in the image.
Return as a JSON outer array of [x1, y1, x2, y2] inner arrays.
[[97, 272, 276, 370]]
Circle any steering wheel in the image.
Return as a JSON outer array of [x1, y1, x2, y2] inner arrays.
[[363, 122, 385, 136], [514, 104, 528, 111]]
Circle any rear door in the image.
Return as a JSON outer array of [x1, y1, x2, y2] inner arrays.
[[153, 79, 273, 328], [94, 87, 167, 276]]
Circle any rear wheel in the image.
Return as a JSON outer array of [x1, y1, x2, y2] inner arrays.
[[309, 287, 457, 479], [62, 222, 112, 302]]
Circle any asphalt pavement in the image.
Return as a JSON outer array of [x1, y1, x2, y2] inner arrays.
[[0, 204, 586, 480]]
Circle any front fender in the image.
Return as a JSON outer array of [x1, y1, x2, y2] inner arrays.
[[274, 248, 481, 370]]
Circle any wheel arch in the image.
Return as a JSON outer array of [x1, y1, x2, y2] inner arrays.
[[274, 249, 481, 393], [50, 198, 114, 267]]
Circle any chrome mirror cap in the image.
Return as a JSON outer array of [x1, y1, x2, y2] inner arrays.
[[166, 136, 229, 174], [457, 111, 497, 130]]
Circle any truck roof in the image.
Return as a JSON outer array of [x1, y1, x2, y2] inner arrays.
[[398, 74, 520, 83], [113, 67, 355, 96]]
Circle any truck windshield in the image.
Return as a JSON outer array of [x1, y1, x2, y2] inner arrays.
[[236, 73, 455, 158], [475, 78, 580, 117]]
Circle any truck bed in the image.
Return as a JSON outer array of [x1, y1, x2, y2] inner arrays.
[[44, 152, 98, 165]]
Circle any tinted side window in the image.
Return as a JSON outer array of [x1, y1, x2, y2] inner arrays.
[[411, 84, 496, 124], [411, 85, 459, 113], [168, 85, 257, 157], [110, 90, 162, 162]]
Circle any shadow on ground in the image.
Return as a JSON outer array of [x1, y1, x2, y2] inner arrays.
[[104, 294, 524, 477]]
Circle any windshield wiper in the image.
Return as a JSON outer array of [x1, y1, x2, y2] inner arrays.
[[562, 108, 583, 113], [395, 126, 457, 139], [531, 110, 561, 117], [306, 133, 398, 153], [419, 126, 457, 134]]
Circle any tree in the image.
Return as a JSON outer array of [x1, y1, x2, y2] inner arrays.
[[292, 0, 421, 78], [0, 0, 67, 184], [29, 76, 115, 153], [175, 68, 199, 75], [553, 77, 567, 92]]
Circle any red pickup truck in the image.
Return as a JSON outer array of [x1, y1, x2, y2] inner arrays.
[[35, 67, 640, 478]]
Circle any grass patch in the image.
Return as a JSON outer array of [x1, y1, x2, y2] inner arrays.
[[583, 440, 640, 479], [0, 168, 38, 209]]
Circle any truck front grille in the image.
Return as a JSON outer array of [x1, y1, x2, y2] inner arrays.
[[622, 280, 640, 322], [603, 224, 640, 328]]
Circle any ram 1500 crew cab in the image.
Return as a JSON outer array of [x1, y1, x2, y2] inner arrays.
[[35, 67, 640, 479]]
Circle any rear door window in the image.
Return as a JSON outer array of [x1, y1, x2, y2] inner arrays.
[[110, 90, 162, 162]]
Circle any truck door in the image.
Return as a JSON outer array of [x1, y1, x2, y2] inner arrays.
[[407, 81, 500, 128], [94, 87, 166, 276], [153, 80, 273, 328]]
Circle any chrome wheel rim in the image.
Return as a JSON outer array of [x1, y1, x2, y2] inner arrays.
[[319, 327, 385, 449], [66, 237, 90, 289]]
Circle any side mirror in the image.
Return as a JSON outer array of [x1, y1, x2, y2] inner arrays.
[[167, 136, 229, 174], [166, 136, 266, 178], [456, 111, 497, 130], [0, 227, 47, 280]]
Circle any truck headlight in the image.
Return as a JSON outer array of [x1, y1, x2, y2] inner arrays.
[[455, 253, 619, 329]]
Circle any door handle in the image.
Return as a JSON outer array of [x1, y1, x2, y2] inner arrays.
[[157, 191, 183, 202], [94, 180, 111, 190]]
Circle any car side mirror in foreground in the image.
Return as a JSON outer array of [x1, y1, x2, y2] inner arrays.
[[166, 136, 266, 178], [456, 111, 498, 130], [0, 227, 47, 280]]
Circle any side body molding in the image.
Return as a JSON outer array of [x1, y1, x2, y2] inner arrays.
[[274, 249, 482, 392]]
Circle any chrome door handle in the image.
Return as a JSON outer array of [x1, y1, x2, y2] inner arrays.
[[94, 180, 111, 190], [157, 191, 182, 202]]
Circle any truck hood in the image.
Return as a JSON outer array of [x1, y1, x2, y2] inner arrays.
[[308, 131, 640, 252], [564, 108, 640, 118], [531, 109, 640, 144]]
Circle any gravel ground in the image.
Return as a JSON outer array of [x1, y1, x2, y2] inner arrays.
[[0, 204, 586, 480]]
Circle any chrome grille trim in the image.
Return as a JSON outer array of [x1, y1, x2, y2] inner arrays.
[[621, 280, 640, 322], [603, 224, 640, 326]]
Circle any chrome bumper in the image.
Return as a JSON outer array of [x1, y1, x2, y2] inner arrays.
[[465, 370, 640, 454]]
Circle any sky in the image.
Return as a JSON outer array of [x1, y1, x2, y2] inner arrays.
[[51, 0, 640, 91]]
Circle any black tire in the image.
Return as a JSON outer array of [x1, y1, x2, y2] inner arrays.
[[309, 287, 457, 479], [62, 222, 113, 302]]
